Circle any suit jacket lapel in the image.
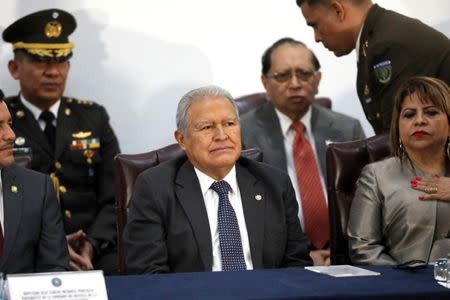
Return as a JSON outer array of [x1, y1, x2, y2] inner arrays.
[[0, 167, 22, 267], [311, 105, 337, 180], [356, 4, 379, 101], [236, 162, 265, 269], [256, 103, 288, 172], [175, 161, 213, 271]]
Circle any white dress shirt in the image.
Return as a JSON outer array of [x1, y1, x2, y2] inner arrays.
[[20, 94, 60, 130], [274, 107, 328, 229], [355, 22, 365, 63], [194, 166, 254, 271]]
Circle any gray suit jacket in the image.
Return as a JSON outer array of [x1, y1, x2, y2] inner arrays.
[[347, 157, 450, 265], [240, 102, 366, 181], [124, 156, 312, 274], [0, 164, 69, 274]]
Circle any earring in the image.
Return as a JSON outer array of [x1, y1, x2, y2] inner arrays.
[[399, 139, 405, 157], [447, 137, 450, 159]]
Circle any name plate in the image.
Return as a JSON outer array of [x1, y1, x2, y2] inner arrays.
[[6, 270, 108, 300]]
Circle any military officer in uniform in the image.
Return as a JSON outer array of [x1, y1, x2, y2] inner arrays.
[[297, 0, 450, 134], [2, 9, 120, 274]]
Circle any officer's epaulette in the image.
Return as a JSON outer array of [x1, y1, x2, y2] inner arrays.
[[66, 97, 101, 108], [4, 96, 21, 108]]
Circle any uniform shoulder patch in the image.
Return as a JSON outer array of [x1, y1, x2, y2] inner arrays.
[[373, 60, 392, 84]]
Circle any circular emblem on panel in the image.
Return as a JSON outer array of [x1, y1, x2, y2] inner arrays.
[[51, 277, 62, 287]]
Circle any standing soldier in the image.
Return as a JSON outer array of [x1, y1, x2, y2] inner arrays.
[[296, 0, 450, 134]]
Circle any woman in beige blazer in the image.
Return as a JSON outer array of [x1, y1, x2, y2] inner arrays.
[[348, 76, 450, 265]]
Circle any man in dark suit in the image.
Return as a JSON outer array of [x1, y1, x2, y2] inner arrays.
[[240, 38, 365, 265], [3, 9, 120, 274], [0, 89, 68, 274], [124, 86, 312, 274], [296, 0, 450, 134]]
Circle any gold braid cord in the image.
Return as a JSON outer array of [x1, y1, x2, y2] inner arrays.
[[26, 48, 72, 57], [50, 172, 60, 203], [12, 41, 74, 58]]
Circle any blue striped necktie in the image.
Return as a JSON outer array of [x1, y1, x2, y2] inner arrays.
[[210, 180, 246, 271]]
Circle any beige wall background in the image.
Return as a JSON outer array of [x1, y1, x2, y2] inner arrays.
[[1, 0, 449, 153]]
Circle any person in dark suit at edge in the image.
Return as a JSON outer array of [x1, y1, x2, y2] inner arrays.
[[124, 85, 312, 274], [0, 88, 69, 274], [2, 9, 120, 274], [296, 0, 450, 134]]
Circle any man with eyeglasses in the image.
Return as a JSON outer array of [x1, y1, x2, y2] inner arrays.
[[241, 37, 365, 265]]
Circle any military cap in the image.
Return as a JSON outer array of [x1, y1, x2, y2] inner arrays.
[[2, 9, 76, 60]]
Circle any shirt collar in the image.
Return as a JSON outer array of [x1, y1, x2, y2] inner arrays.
[[355, 21, 365, 63], [194, 165, 238, 196], [274, 106, 312, 137], [20, 94, 60, 121]]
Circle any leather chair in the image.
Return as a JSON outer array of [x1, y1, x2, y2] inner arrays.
[[326, 134, 391, 265], [235, 93, 267, 115], [114, 144, 263, 274], [235, 92, 332, 115]]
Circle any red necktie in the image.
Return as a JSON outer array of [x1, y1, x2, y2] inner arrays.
[[291, 121, 329, 249]]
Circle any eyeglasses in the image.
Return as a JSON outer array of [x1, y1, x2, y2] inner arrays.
[[266, 69, 315, 83]]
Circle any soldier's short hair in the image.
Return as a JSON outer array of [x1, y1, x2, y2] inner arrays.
[[296, 0, 366, 7]]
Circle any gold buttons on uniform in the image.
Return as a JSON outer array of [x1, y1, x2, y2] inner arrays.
[[364, 84, 370, 96], [16, 110, 25, 118], [65, 108, 71, 116], [376, 113, 381, 119], [362, 40, 369, 57], [59, 185, 67, 193], [64, 210, 72, 218], [55, 161, 62, 169], [15, 137, 26, 146]]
